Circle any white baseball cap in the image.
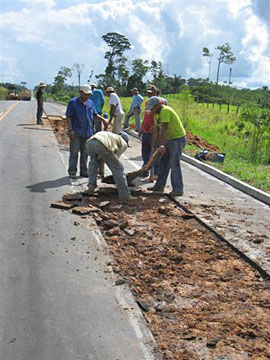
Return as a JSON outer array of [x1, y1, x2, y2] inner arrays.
[[80, 84, 92, 95]]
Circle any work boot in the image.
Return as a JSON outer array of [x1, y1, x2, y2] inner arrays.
[[69, 173, 77, 179], [147, 185, 164, 193], [169, 191, 183, 197], [85, 184, 97, 194], [80, 172, 88, 178]]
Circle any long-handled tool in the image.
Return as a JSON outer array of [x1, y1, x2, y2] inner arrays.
[[102, 149, 160, 185]]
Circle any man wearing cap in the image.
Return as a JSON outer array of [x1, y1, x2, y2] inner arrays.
[[36, 82, 46, 125], [146, 96, 186, 196], [90, 83, 105, 132], [123, 88, 144, 132], [85, 131, 133, 203], [106, 87, 124, 134], [66, 84, 108, 179], [138, 85, 168, 180]]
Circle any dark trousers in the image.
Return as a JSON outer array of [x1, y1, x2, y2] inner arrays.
[[36, 105, 43, 124], [141, 132, 159, 175], [68, 136, 88, 176]]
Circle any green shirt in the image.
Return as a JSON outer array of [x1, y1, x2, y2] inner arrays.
[[155, 106, 186, 140]]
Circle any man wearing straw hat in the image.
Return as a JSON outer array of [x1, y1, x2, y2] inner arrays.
[[36, 81, 46, 125]]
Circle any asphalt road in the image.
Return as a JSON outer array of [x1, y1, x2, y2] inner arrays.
[[1, 100, 155, 360]]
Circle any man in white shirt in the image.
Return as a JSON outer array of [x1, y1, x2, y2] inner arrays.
[[106, 87, 124, 134], [85, 131, 132, 203]]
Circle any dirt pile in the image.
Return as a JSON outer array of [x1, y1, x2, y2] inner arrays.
[[186, 132, 219, 152], [53, 191, 270, 360], [47, 116, 69, 145]]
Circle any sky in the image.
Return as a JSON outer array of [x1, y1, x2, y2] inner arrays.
[[1, 0, 270, 90]]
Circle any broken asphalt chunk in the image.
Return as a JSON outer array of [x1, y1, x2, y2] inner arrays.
[[63, 192, 83, 201], [115, 279, 126, 286], [103, 219, 119, 230], [51, 201, 78, 210], [98, 201, 111, 209], [72, 206, 93, 215]]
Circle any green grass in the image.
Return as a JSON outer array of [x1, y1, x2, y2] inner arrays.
[[120, 95, 270, 193]]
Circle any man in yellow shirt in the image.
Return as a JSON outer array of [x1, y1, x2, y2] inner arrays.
[[147, 97, 186, 196]]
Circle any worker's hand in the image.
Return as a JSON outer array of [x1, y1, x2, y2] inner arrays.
[[138, 130, 142, 137], [103, 119, 108, 131], [68, 130, 76, 140], [158, 145, 167, 155]]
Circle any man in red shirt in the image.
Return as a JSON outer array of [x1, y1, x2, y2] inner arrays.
[[138, 85, 167, 181]]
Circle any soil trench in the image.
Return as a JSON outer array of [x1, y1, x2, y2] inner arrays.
[[54, 191, 270, 360]]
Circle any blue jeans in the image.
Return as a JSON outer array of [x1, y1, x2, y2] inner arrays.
[[85, 139, 130, 199], [36, 105, 43, 124], [68, 136, 88, 175], [141, 133, 159, 175], [155, 137, 186, 192]]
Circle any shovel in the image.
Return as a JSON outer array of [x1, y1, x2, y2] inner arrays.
[[102, 149, 160, 185]]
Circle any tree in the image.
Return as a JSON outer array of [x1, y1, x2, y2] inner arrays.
[[52, 67, 72, 94], [101, 32, 131, 84], [126, 59, 149, 92], [150, 61, 167, 90], [132, 59, 149, 80], [215, 43, 236, 85], [73, 63, 85, 88], [237, 106, 270, 163], [202, 47, 213, 81]]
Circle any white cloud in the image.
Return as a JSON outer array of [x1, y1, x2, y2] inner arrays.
[[240, 13, 270, 84], [227, 0, 251, 18], [1, 0, 269, 88]]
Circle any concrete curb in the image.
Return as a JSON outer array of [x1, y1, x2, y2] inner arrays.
[[127, 129, 270, 207]]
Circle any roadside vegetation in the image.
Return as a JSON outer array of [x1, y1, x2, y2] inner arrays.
[[0, 86, 8, 100]]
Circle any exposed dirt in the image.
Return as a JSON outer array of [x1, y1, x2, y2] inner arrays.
[[47, 116, 69, 145], [46, 115, 219, 152], [55, 191, 270, 360]]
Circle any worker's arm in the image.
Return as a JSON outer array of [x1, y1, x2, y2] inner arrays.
[[158, 122, 169, 155], [66, 116, 76, 140], [116, 142, 128, 158], [151, 125, 160, 152], [108, 104, 117, 126], [94, 114, 108, 130]]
